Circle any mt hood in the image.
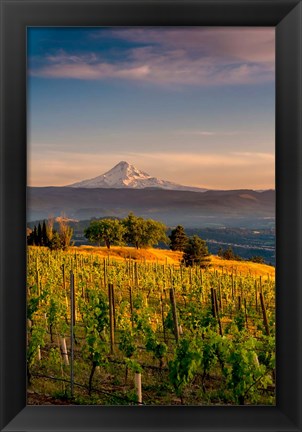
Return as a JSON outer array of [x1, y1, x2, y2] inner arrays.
[[67, 161, 207, 192]]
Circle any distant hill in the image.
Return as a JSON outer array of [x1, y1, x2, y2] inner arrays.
[[27, 187, 275, 228]]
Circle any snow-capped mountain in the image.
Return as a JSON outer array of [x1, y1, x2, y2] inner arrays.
[[67, 161, 208, 192]]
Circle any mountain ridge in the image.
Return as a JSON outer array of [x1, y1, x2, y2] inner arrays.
[[27, 187, 275, 228], [67, 161, 208, 192]]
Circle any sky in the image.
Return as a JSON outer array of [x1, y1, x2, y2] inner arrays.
[[27, 27, 275, 190]]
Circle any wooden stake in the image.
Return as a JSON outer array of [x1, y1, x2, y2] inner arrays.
[[213, 289, 223, 336], [259, 292, 270, 336], [169, 288, 180, 342], [108, 283, 115, 354], [70, 271, 75, 397], [134, 372, 142, 404], [160, 293, 167, 343], [129, 286, 134, 329], [244, 298, 248, 329], [211, 288, 216, 318], [60, 337, 69, 365]]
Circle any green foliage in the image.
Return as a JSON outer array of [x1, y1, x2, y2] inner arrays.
[[27, 296, 40, 321], [119, 330, 137, 359], [27, 247, 275, 405], [218, 246, 242, 261], [124, 358, 142, 374], [182, 235, 210, 268], [27, 324, 46, 368], [84, 218, 125, 249], [27, 218, 73, 250], [122, 213, 168, 249], [80, 291, 109, 365], [145, 328, 167, 366], [122, 213, 145, 249], [223, 332, 271, 405], [249, 256, 265, 264], [169, 225, 188, 251], [168, 337, 202, 399]]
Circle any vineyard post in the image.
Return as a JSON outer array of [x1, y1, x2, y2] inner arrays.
[[60, 337, 69, 365], [231, 272, 234, 299], [129, 286, 134, 329], [134, 262, 139, 288], [70, 271, 75, 398], [255, 280, 258, 311], [259, 292, 270, 336], [218, 280, 223, 312], [134, 372, 142, 405], [160, 292, 167, 343], [211, 288, 216, 318], [238, 295, 241, 311], [111, 283, 116, 330], [212, 288, 223, 336], [244, 298, 248, 329], [169, 288, 180, 342], [108, 283, 115, 354], [62, 264, 69, 319], [103, 259, 107, 288], [37, 346, 41, 361]]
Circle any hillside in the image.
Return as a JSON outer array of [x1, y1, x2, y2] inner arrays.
[[27, 187, 275, 228], [67, 245, 275, 279]]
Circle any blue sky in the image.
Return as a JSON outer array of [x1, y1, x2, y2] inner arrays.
[[27, 27, 275, 189]]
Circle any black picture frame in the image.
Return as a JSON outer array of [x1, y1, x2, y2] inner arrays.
[[0, 0, 301, 431]]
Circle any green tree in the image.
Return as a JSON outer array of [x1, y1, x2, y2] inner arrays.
[[249, 256, 265, 264], [122, 213, 145, 249], [122, 213, 168, 249], [182, 235, 210, 268], [84, 218, 125, 249], [219, 246, 242, 261], [140, 219, 168, 248], [48, 231, 62, 250], [169, 225, 188, 251]]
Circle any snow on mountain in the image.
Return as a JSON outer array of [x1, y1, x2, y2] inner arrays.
[[67, 161, 208, 192]]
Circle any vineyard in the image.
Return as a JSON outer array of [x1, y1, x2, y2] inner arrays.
[[27, 246, 275, 405]]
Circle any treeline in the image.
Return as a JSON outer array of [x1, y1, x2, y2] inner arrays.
[[27, 215, 265, 267], [169, 225, 266, 265], [217, 246, 266, 264], [84, 215, 210, 268], [27, 219, 73, 250]]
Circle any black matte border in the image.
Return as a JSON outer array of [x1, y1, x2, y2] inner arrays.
[[0, 1, 301, 431]]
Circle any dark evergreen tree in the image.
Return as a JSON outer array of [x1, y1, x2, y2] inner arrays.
[[37, 223, 42, 246], [33, 226, 38, 245], [42, 220, 48, 246], [169, 225, 188, 251], [182, 235, 210, 268], [27, 226, 36, 246], [249, 256, 265, 264], [217, 247, 223, 258]]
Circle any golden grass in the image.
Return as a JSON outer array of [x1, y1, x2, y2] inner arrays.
[[70, 245, 275, 279]]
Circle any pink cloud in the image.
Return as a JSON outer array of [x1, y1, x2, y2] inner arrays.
[[30, 28, 275, 86]]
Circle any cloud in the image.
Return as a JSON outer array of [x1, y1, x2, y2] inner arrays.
[[29, 28, 275, 86], [177, 130, 242, 137]]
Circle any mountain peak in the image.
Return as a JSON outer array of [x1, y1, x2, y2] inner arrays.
[[67, 161, 208, 192]]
